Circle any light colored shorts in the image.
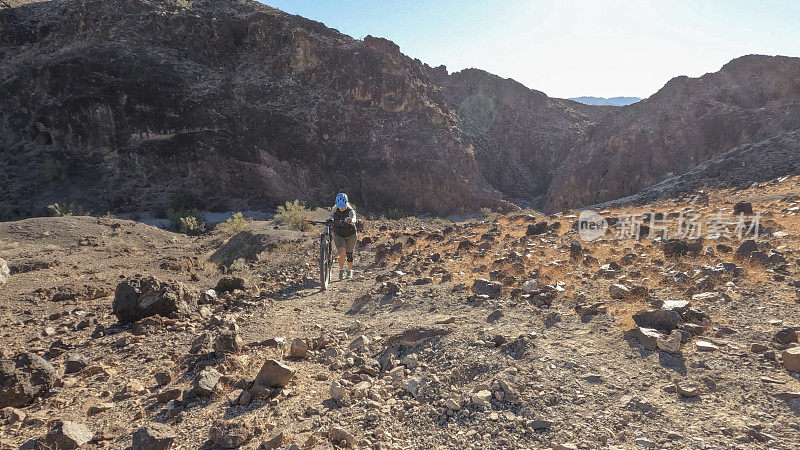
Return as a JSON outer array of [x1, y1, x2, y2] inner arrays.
[[333, 233, 357, 252]]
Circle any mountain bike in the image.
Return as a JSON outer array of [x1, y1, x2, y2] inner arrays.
[[306, 220, 335, 290]]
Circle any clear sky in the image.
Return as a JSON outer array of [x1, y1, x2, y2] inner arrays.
[[259, 0, 800, 99]]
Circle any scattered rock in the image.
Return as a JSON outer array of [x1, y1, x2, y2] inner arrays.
[[527, 419, 553, 430], [775, 327, 798, 345], [471, 278, 501, 298], [153, 371, 172, 387], [255, 360, 295, 388], [471, 389, 492, 408], [209, 419, 252, 448], [782, 347, 800, 372], [349, 335, 371, 352], [526, 221, 548, 236], [676, 383, 701, 397], [657, 330, 682, 354], [44, 421, 93, 449], [112, 276, 196, 324], [261, 430, 289, 450], [444, 398, 461, 410], [289, 338, 308, 358], [87, 402, 114, 415], [328, 427, 356, 447], [751, 342, 770, 353], [215, 276, 248, 293], [64, 353, 90, 374], [629, 327, 663, 351], [696, 341, 720, 352], [735, 239, 758, 259], [521, 279, 539, 293], [569, 241, 582, 260], [132, 423, 177, 450], [487, 309, 503, 323], [609, 283, 631, 299], [733, 201, 753, 215], [330, 380, 348, 402], [193, 368, 221, 396], [0, 352, 59, 408], [632, 309, 681, 332], [213, 331, 244, 355], [635, 437, 656, 448], [156, 388, 182, 404]]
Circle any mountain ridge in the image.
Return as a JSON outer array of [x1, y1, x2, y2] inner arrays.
[[1, 0, 799, 219]]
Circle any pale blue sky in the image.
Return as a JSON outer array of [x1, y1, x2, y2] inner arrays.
[[259, 0, 800, 99]]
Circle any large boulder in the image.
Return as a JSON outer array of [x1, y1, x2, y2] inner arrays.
[[783, 347, 800, 372], [44, 421, 93, 449], [632, 309, 681, 332], [0, 353, 59, 408], [733, 201, 753, 216], [471, 278, 501, 298], [112, 276, 196, 324], [735, 240, 759, 259], [526, 221, 549, 236], [0, 258, 9, 285], [255, 360, 295, 388]]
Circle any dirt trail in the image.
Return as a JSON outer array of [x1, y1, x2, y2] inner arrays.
[[1, 178, 800, 449]]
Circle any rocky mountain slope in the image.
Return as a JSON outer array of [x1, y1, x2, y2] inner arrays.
[[1, 176, 799, 449], [1, 0, 800, 220], [543, 55, 800, 212], [0, 0, 510, 218]]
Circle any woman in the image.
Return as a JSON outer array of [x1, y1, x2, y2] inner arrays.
[[329, 193, 357, 280]]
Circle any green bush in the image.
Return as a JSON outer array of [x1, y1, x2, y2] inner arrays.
[[431, 218, 453, 227], [47, 203, 86, 217], [386, 208, 407, 220], [276, 200, 311, 231], [481, 207, 501, 222], [178, 215, 204, 235], [222, 212, 251, 235]]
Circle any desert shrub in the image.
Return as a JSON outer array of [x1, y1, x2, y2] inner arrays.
[[481, 207, 501, 222], [47, 202, 86, 217], [222, 212, 251, 235], [386, 208, 407, 220], [276, 200, 311, 231], [178, 215, 204, 235], [431, 218, 453, 227]]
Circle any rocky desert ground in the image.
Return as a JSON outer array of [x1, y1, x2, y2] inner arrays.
[[1, 176, 799, 449]]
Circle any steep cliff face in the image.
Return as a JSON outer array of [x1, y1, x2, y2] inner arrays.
[[542, 55, 800, 211], [0, 0, 510, 218], [438, 69, 609, 205], [1, 0, 799, 219]]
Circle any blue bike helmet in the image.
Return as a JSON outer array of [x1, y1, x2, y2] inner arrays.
[[335, 193, 348, 208]]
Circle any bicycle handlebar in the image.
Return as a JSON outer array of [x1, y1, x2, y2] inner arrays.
[[304, 219, 333, 225]]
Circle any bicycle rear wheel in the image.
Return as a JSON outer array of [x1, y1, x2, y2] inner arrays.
[[319, 233, 331, 290]]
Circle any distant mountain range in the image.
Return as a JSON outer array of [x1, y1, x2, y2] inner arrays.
[[568, 96, 641, 106]]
